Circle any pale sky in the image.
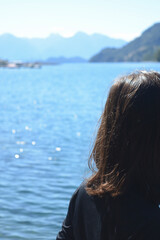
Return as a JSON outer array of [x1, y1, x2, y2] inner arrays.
[[0, 0, 160, 41]]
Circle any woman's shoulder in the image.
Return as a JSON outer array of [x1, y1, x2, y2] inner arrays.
[[71, 181, 107, 206], [56, 182, 106, 240], [69, 181, 99, 208], [68, 181, 108, 223]]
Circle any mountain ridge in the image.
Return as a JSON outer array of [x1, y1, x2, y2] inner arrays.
[[90, 23, 160, 62], [0, 32, 127, 61]]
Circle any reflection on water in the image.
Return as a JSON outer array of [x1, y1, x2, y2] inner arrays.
[[0, 63, 159, 239]]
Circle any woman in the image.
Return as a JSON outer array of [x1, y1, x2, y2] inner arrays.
[[56, 71, 160, 240]]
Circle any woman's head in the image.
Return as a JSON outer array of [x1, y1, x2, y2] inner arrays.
[[86, 71, 160, 201]]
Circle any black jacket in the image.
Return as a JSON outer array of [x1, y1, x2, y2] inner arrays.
[[56, 183, 160, 240]]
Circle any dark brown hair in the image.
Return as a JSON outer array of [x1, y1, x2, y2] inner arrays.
[[86, 71, 160, 202]]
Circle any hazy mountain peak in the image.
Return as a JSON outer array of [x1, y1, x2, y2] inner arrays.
[[47, 33, 62, 39], [74, 31, 89, 37], [1, 33, 17, 39], [0, 31, 127, 60]]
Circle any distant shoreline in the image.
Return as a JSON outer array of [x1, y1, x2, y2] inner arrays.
[[0, 60, 58, 69]]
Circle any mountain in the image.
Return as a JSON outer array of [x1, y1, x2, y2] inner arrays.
[[0, 34, 37, 61], [90, 23, 160, 62], [0, 32, 126, 61]]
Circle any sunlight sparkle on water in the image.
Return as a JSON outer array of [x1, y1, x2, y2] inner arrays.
[[48, 157, 52, 160], [20, 148, 23, 153], [25, 126, 32, 131], [15, 154, 19, 159], [12, 129, 16, 134], [56, 147, 61, 152], [32, 141, 36, 145], [76, 132, 81, 137]]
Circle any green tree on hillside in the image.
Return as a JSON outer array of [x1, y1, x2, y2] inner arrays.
[[154, 48, 160, 61]]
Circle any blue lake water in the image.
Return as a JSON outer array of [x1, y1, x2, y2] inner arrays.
[[0, 62, 160, 239]]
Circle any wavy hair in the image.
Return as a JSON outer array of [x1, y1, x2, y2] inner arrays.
[[86, 71, 160, 202]]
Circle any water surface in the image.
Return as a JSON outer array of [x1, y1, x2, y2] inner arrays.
[[0, 62, 159, 239]]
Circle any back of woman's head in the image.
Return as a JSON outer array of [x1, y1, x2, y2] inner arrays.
[[86, 71, 160, 203]]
